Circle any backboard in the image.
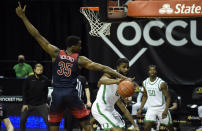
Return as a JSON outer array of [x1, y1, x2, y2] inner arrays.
[[99, 0, 132, 22], [97, 0, 202, 21]]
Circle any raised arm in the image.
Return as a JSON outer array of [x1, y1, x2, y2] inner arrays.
[[78, 56, 127, 79], [16, 2, 59, 61]]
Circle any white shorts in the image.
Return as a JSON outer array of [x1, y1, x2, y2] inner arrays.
[[145, 107, 172, 125], [91, 102, 125, 130], [198, 106, 202, 118]]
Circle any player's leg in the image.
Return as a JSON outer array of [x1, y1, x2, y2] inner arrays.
[[49, 109, 64, 131], [79, 118, 92, 131], [48, 88, 65, 131], [144, 108, 156, 131], [64, 109, 74, 131], [144, 122, 153, 131], [158, 110, 174, 131], [111, 109, 125, 131], [92, 102, 125, 131], [67, 88, 91, 131]]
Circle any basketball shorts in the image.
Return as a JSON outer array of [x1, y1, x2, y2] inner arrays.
[[91, 102, 125, 130], [144, 107, 172, 125], [48, 87, 90, 125]]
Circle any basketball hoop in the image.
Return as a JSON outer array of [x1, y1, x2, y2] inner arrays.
[[80, 7, 112, 37]]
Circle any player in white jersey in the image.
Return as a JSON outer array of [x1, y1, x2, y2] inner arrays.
[[91, 58, 139, 131], [137, 65, 174, 131]]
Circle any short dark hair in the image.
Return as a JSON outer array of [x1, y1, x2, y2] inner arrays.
[[65, 35, 81, 48], [116, 58, 129, 67]]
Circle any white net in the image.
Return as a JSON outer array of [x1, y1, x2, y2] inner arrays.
[[80, 8, 112, 37]]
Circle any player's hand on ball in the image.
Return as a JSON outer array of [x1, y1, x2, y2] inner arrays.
[[126, 77, 135, 82], [16, 2, 26, 18], [162, 110, 168, 119]]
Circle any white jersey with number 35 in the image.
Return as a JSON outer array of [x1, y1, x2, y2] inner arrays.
[[143, 77, 166, 109]]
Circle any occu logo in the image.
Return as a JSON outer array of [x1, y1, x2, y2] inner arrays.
[[117, 20, 202, 47]]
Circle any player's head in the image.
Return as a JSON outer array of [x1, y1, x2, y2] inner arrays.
[[65, 35, 81, 53], [148, 65, 157, 77], [34, 63, 43, 76], [18, 54, 25, 64], [116, 58, 129, 75]]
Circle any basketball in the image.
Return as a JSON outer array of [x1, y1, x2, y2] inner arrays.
[[117, 80, 135, 98]]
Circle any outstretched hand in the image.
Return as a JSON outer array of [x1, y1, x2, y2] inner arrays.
[[16, 1, 26, 18]]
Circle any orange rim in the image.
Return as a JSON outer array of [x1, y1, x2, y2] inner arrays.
[[80, 7, 99, 11]]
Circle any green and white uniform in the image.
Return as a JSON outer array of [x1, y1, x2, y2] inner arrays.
[[92, 84, 125, 130], [143, 77, 172, 125]]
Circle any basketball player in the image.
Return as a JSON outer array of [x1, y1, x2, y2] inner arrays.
[[91, 58, 139, 131], [137, 65, 174, 131], [16, 2, 128, 131]]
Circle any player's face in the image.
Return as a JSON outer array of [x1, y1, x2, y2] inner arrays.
[[148, 66, 157, 77], [117, 63, 129, 75], [72, 41, 82, 53], [34, 67, 43, 75]]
